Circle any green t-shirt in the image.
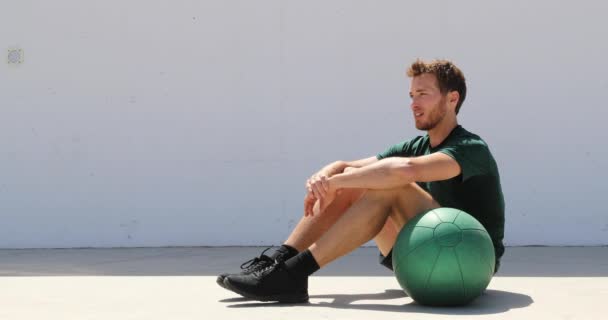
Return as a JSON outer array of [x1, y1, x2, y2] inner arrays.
[[377, 125, 505, 265]]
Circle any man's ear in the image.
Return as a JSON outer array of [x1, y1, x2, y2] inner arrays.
[[448, 91, 460, 109]]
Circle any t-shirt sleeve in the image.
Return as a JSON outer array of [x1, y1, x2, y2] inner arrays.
[[376, 140, 410, 160], [438, 141, 492, 181]]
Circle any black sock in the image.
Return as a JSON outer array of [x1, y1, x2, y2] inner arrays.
[[270, 244, 299, 260], [284, 249, 320, 278]]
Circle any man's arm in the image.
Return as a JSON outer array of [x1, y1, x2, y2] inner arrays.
[[317, 156, 379, 177], [307, 156, 378, 191], [328, 153, 461, 190], [341, 156, 380, 169], [305, 156, 379, 216]]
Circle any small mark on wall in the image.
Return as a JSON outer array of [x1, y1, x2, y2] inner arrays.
[[287, 218, 295, 231], [7, 48, 23, 64], [120, 220, 139, 240]]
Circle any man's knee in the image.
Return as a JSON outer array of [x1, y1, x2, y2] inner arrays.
[[360, 183, 438, 223]]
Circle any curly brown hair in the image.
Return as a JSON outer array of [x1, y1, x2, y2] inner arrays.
[[407, 59, 467, 114]]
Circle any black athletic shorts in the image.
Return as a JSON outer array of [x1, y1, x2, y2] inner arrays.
[[379, 249, 500, 274]]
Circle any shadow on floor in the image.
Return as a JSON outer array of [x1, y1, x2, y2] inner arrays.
[[222, 289, 533, 315]]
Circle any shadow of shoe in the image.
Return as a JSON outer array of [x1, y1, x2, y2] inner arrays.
[[227, 289, 533, 315], [219, 297, 250, 303], [311, 289, 407, 304]]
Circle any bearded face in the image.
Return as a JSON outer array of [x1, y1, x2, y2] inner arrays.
[[415, 95, 448, 130], [410, 74, 450, 131]]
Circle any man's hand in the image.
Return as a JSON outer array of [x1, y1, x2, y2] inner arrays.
[[306, 175, 339, 215], [303, 162, 345, 216], [306, 162, 345, 193], [303, 165, 359, 217], [304, 192, 316, 217]]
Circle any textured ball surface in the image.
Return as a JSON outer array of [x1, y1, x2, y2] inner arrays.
[[392, 208, 495, 306]]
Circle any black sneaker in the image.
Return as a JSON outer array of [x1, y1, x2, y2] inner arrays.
[[223, 260, 309, 303], [216, 248, 275, 289]]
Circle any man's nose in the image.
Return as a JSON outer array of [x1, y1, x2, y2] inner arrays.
[[410, 99, 418, 110]]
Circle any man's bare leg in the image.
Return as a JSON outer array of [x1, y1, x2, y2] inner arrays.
[[310, 183, 439, 267], [221, 182, 439, 303], [375, 216, 401, 257], [216, 189, 367, 289], [284, 186, 428, 258], [284, 188, 366, 252]]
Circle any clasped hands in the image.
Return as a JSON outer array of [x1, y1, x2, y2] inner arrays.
[[304, 167, 355, 217]]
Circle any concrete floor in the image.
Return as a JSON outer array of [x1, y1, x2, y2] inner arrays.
[[1, 247, 607, 319]]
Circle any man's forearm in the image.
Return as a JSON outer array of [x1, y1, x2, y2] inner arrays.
[[317, 161, 348, 177], [321, 158, 370, 176], [328, 157, 414, 190]]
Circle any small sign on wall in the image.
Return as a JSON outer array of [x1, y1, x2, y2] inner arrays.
[[7, 48, 23, 64]]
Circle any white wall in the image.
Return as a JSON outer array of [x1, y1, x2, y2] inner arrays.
[[1, 1, 607, 248]]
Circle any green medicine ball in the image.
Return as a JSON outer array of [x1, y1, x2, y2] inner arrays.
[[392, 208, 495, 306]]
